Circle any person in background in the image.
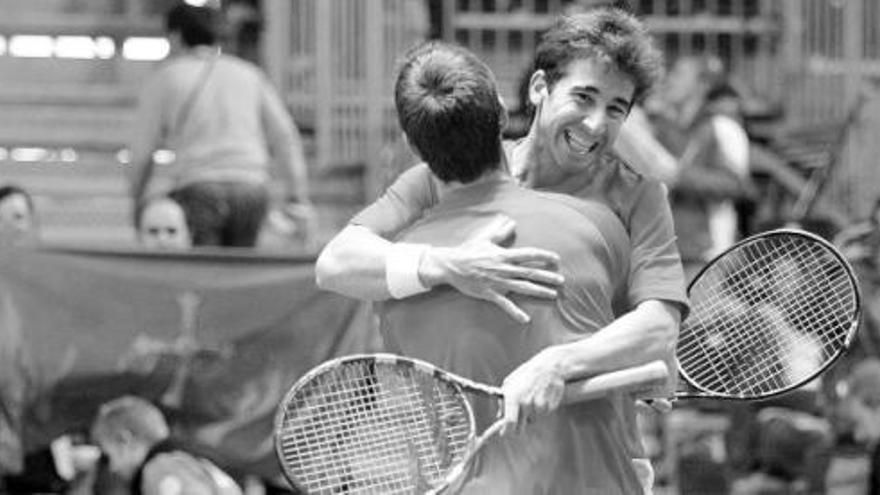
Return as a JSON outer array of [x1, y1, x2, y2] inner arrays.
[[0, 184, 38, 244], [651, 55, 755, 278], [316, 8, 686, 493], [136, 196, 192, 250], [836, 197, 880, 274], [84, 395, 243, 495], [826, 358, 880, 494], [128, 1, 314, 248]]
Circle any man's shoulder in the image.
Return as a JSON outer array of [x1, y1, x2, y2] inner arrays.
[[599, 151, 657, 190], [596, 151, 669, 214]]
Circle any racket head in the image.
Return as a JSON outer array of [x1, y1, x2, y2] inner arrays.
[[677, 228, 861, 400], [274, 353, 477, 494]]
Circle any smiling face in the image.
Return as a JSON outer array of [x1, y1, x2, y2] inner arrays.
[[529, 57, 635, 177]]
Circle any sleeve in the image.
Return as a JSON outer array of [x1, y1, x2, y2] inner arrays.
[[350, 163, 438, 238], [627, 179, 690, 318], [674, 121, 754, 200], [259, 75, 309, 201], [712, 115, 750, 178]]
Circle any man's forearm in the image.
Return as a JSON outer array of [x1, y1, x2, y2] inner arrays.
[[545, 299, 680, 379], [315, 225, 397, 300]]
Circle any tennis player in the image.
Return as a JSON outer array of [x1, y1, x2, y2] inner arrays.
[[316, 8, 687, 492], [378, 39, 649, 493]]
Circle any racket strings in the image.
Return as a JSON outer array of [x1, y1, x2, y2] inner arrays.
[[277, 361, 472, 494], [679, 235, 857, 397]]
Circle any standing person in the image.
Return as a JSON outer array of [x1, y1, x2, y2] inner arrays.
[[653, 55, 754, 275], [316, 7, 687, 491], [128, 1, 313, 248], [379, 39, 661, 494]]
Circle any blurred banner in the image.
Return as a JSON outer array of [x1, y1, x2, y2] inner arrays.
[[0, 244, 380, 479]]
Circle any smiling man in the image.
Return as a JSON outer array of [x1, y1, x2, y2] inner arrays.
[[316, 8, 686, 493]]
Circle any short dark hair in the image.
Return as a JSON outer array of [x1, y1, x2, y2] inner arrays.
[[165, 2, 219, 47], [0, 184, 33, 212], [534, 7, 663, 104], [394, 41, 503, 184]]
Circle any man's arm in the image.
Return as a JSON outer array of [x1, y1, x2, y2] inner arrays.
[[500, 299, 681, 432], [260, 77, 311, 205], [315, 163, 565, 323], [315, 218, 565, 324]]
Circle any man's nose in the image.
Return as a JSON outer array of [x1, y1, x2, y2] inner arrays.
[[581, 111, 607, 134]]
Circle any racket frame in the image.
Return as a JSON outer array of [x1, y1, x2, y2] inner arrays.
[[674, 228, 862, 401]]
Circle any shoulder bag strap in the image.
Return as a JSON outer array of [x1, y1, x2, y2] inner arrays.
[[170, 50, 220, 139]]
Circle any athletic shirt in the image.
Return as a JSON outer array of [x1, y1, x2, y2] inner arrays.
[[378, 176, 640, 494], [354, 151, 689, 461]]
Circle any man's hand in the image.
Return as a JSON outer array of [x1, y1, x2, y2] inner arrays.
[[419, 216, 564, 324], [499, 348, 566, 436]]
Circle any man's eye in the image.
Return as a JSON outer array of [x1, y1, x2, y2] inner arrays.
[[148, 228, 160, 235], [574, 93, 594, 104], [165, 228, 178, 235], [608, 107, 627, 119]]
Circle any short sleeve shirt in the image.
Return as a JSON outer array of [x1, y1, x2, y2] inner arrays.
[[378, 177, 640, 494]]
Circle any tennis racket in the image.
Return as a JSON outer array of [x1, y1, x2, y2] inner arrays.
[[666, 228, 861, 401], [274, 353, 668, 494]]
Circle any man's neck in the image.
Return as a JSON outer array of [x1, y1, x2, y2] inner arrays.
[[435, 168, 511, 199]]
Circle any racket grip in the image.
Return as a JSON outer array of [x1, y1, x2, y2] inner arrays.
[[562, 360, 670, 404]]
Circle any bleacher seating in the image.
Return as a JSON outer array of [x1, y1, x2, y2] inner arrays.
[[0, 0, 365, 247]]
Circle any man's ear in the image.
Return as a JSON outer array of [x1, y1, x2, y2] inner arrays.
[[528, 70, 549, 107]]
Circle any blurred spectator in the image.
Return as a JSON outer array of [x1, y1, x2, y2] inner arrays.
[[78, 395, 243, 495], [651, 55, 756, 278], [0, 184, 38, 244], [615, 104, 680, 185], [136, 196, 192, 250], [827, 358, 880, 494], [730, 408, 831, 495], [835, 197, 880, 357], [128, 1, 314, 248], [836, 197, 880, 276]]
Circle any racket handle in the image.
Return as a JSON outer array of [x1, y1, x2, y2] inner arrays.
[[562, 360, 670, 403]]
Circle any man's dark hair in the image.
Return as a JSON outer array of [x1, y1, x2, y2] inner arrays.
[[394, 41, 504, 184], [534, 7, 663, 104], [165, 2, 219, 47]]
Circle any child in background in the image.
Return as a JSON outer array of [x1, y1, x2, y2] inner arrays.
[[137, 196, 192, 250]]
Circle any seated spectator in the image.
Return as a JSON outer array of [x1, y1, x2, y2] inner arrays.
[[0, 184, 38, 244], [136, 196, 192, 249], [87, 395, 243, 495]]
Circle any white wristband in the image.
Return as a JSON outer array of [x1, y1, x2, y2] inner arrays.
[[386, 243, 431, 299]]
